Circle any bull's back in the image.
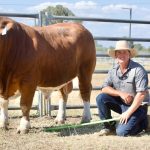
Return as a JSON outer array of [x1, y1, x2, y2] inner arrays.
[[35, 23, 95, 55], [34, 23, 96, 87]]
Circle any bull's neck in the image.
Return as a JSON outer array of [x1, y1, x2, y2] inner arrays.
[[0, 37, 15, 97]]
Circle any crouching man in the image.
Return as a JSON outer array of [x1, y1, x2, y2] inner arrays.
[[96, 40, 149, 136]]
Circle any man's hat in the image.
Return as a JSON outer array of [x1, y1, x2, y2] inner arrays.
[[108, 40, 138, 58]]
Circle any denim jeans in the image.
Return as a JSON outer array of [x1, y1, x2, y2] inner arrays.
[[96, 93, 148, 136]]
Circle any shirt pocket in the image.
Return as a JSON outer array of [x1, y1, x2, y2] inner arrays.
[[126, 77, 134, 84], [124, 77, 135, 90]]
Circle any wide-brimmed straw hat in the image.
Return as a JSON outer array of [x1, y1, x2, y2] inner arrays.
[[108, 40, 138, 58]]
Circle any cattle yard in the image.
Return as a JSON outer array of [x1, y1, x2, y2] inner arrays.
[[0, 13, 150, 150], [0, 55, 149, 150], [1, 81, 150, 150]]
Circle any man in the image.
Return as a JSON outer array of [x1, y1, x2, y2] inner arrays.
[[96, 40, 149, 136]]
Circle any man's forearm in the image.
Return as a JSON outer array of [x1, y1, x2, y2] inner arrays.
[[102, 86, 120, 96], [126, 91, 146, 116]]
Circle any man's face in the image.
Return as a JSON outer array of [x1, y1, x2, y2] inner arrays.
[[115, 50, 130, 64]]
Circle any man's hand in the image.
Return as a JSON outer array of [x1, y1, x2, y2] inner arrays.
[[119, 111, 131, 124], [119, 91, 133, 104]]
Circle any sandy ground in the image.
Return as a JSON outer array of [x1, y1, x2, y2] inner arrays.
[[0, 90, 150, 150], [0, 113, 150, 150]]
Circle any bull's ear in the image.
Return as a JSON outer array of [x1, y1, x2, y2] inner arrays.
[[0, 22, 14, 36]]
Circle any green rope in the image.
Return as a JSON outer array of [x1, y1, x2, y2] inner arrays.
[[44, 117, 120, 132]]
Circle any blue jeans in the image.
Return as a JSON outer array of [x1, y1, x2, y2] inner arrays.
[[96, 93, 148, 136]]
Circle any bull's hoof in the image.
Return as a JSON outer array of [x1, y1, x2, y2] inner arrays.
[[0, 126, 8, 131], [0, 122, 9, 130], [54, 118, 65, 124], [17, 128, 29, 134], [80, 117, 91, 123]]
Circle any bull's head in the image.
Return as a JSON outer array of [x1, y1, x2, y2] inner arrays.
[[0, 18, 15, 55], [0, 18, 14, 36], [1, 26, 7, 35]]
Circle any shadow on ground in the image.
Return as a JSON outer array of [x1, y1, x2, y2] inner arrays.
[[43, 124, 103, 136]]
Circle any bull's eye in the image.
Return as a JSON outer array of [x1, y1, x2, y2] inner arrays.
[[1, 24, 5, 29], [1, 21, 7, 29]]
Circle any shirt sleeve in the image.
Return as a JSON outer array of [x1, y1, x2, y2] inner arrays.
[[101, 70, 113, 89], [135, 66, 148, 92]]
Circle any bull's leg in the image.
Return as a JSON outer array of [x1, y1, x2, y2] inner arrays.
[[78, 69, 93, 123], [0, 98, 9, 130], [55, 82, 72, 124], [55, 90, 68, 124], [17, 84, 36, 134]]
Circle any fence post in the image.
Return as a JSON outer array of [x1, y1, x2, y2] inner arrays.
[[38, 90, 43, 117], [38, 11, 43, 27]]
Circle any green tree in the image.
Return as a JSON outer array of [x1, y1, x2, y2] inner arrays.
[[147, 47, 150, 52], [41, 5, 79, 25], [108, 46, 115, 50], [95, 41, 108, 52], [134, 43, 144, 51]]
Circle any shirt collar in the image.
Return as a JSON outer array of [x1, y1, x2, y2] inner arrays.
[[113, 59, 134, 70]]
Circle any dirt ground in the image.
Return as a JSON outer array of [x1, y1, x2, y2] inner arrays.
[[0, 91, 150, 150], [0, 113, 150, 150]]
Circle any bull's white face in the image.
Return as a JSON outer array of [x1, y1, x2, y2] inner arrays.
[[0, 21, 9, 36], [1, 27, 7, 35]]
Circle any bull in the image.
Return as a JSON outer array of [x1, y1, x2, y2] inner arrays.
[[0, 16, 96, 133]]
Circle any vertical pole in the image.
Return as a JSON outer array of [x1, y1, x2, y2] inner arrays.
[[38, 90, 43, 117], [129, 8, 133, 48], [129, 9, 132, 38], [122, 7, 133, 47], [38, 11, 43, 27], [47, 97, 51, 117], [44, 96, 46, 115]]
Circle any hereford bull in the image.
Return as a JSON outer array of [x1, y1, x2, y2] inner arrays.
[[0, 16, 96, 133]]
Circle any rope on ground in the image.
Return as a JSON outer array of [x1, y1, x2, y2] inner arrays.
[[44, 117, 120, 132]]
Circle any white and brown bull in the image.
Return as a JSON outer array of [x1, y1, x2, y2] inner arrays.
[[0, 16, 96, 133]]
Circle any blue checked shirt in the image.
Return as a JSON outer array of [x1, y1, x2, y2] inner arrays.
[[101, 59, 149, 103]]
